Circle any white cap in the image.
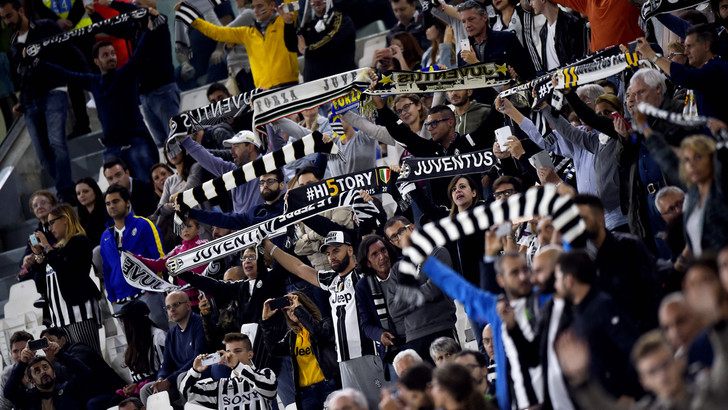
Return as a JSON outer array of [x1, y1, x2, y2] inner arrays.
[[222, 130, 261, 148]]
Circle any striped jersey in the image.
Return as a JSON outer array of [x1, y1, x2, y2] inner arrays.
[[318, 269, 375, 361], [130, 326, 166, 383], [501, 296, 544, 409], [46, 265, 100, 328], [181, 362, 277, 410]]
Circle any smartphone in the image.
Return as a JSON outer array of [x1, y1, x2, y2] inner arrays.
[[528, 150, 554, 170], [494, 126, 512, 148], [269, 296, 291, 311], [28, 338, 49, 351], [200, 352, 221, 367], [459, 39, 471, 51], [610, 112, 632, 131], [281, 1, 300, 13], [495, 221, 512, 238], [29, 234, 39, 246]]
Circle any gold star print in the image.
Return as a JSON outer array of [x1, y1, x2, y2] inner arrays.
[[380, 75, 393, 85], [496, 64, 508, 76]]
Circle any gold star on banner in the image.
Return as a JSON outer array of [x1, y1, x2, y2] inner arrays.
[[380, 75, 393, 85], [496, 64, 508, 75]]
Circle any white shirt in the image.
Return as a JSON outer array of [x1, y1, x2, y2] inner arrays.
[[685, 195, 704, 257], [545, 21, 560, 70]]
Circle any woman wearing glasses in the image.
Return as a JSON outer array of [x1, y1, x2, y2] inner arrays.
[[29, 204, 102, 354], [261, 292, 340, 409]]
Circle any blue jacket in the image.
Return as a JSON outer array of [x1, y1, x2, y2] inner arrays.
[[670, 57, 728, 124], [421, 256, 510, 410], [158, 312, 208, 383], [100, 212, 165, 303]]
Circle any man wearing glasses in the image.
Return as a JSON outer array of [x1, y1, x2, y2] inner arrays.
[[383, 216, 458, 365], [655, 186, 685, 225], [140, 290, 208, 405], [183, 169, 287, 248]]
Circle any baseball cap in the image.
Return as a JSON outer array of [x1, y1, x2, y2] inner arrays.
[[222, 130, 262, 148], [112, 299, 150, 318], [319, 231, 352, 252]]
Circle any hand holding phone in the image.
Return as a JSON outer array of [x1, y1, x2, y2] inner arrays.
[[200, 352, 221, 367], [29, 234, 39, 246], [459, 39, 471, 51], [610, 112, 631, 131], [28, 338, 49, 351], [281, 1, 300, 13], [495, 126, 513, 148], [269, 296, 291, 311]]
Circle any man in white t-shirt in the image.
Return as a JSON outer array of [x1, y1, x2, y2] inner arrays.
[[530, 0, 586, 70], [262, 231, 385, 409]]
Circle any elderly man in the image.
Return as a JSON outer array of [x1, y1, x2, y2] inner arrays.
[[659, 292, 712, 376], [140, 291, 207, 405], [325, 388, 369, 410], [655, 186, 686, 225], [636, 24, 728, 124]]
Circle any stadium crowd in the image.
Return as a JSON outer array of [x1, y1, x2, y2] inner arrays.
[[2, 0, 728, 408]]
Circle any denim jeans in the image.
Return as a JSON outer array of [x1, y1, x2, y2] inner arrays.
[[299, 378, 338, 409], [104, 137, 158, 185], [140, 82, 181, 147], [24, 90, 75, 196]]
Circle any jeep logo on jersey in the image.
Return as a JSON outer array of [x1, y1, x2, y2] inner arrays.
[[335, 292, 353, 304]]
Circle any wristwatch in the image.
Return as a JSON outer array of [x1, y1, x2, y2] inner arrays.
[[651, 53, 662, 64]]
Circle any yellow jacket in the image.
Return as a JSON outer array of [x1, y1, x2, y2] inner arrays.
[[191, 16, 299, 89]]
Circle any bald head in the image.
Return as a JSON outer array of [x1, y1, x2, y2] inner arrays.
[[532, 246, 562, 294], [223, 267, 245, 282], [165, 291, 191, 325]]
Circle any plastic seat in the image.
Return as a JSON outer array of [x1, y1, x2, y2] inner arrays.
[[146, 391, 173, 410]]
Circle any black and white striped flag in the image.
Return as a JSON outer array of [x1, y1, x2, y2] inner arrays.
[[399, 184, 588, 276], [176, 131, 338, 209]]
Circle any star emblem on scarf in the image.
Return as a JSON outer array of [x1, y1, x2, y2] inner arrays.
[[496, 64, 508, 76], [380, 75, 394, 85]]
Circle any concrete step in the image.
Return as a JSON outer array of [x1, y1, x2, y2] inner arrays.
[[66, 130, 105, 159], [70, 149, 105, 182], [0, 247, 27, 304]]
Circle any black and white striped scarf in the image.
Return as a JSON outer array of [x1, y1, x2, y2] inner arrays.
[[176, 131, 337, 209], [174, 0, 224, 59], [24, 8, 149, 57], [365, 63, 510, 95], [399, 184, 587, 276]]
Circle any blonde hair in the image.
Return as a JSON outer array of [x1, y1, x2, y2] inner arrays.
[[679, 135, 715, 186], [49, 204, 86, 247]]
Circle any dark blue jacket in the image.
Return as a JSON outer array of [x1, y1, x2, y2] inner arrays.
[[158, 312, 208, 382], [4, 351, 91, 410], [461, 27, 536, 80], [669, 57, 728, 124], [38, 29, 154, 147], [99, 212, 165, 302]]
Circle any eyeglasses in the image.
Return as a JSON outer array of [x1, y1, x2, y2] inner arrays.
[[424, 118, 450, 129], [258, 178, 280, 187], [493, 189, 516, 200], [47, 217, 63, 226], [387, 224, 411, 243], [667, 52, 684, 60], [661, 200, 684, 216], [395, 102, 414, 116], [163, 301, 189, 311], [240, 254, 257, 262]]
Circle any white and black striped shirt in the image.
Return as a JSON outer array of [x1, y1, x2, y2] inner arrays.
[[46, 265, 100, 328], [318, 269, 376, 362], [130, 327, 166, 383], [501, 296, 544, 409], [181, 362, 277, 410]]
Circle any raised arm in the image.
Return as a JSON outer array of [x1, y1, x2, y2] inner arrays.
[[262, 238, 319, 286], [341, 111, 397, 146]]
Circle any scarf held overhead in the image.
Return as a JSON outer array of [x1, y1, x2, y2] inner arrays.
[[396, 149, 497, 183], [24, 8, 149, 57], [399, 184, 588, 277], [365, 63, 510, 95], [285, 166, 399, 210], [176, 131, 338, 209], [167, 190, 366, 274], [553, 52, 644, 90]]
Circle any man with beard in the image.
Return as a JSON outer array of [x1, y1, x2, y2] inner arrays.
[[446, 89, 490, 136], [497, 246, 579, 410], [4, 341, 91, 409], [177, 130, 265, 213], [184, 169, 286, 248], [262, 231, 384, 409], [574, 195, 661, 332], [454, 351, 489, 398]]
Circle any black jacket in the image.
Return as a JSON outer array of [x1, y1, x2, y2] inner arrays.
[[8, 19, 87, 105], [130, 178, 158, 218], [260, 305, 340, 407], [284, 10, 356, 82], [571, 289, 641, 399], [538, 9, 586, 69], [63, 342, 126, 396], [4, 351, 90, 410]]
